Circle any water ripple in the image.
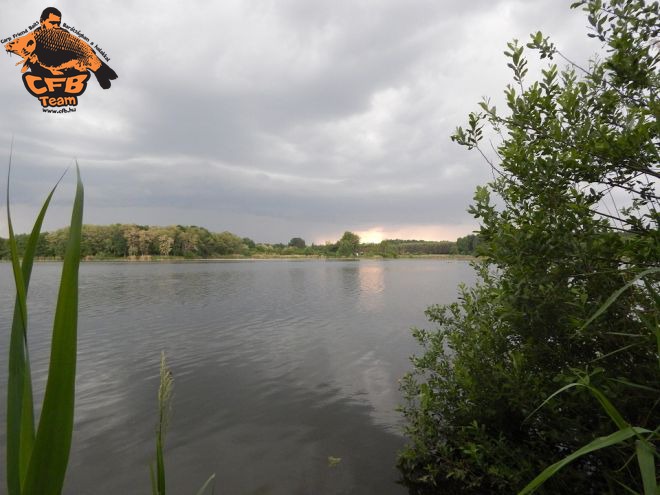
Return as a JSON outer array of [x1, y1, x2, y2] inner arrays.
[[0, 260, 475, 494]]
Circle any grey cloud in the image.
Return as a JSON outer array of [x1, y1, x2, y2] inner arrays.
[[0, 0, 599, 241]]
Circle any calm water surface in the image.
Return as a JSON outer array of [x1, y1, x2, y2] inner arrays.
[[0, 259, 474, 494]]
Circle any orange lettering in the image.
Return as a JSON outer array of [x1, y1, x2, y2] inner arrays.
[[64, 74, 88, 94], [25, 75, 48, 95], [44, 78, 66, 92]]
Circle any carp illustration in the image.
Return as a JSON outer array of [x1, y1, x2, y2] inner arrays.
[[5, 27, 117, 89]]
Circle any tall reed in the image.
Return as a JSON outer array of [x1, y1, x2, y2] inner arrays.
[[150, 353, 216, 495], [6, 161, 83, 495], [5, 157, 215, 494]]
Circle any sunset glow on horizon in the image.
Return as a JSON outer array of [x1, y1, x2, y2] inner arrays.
[[317, 224, 478, 245]]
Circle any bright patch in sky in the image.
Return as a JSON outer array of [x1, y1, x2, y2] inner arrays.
[[356, 228, 385, 244], [351, 224, 477, 244]]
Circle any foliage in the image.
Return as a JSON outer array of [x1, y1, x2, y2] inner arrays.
[[336, 231, 361, 257], [6, 164, 83, 495], [519, 268, 659, 495], [456, 234, 481, 255], [2, 226, 477, 259], [288, 237, 306, 249], [398, 1, 659, 493]]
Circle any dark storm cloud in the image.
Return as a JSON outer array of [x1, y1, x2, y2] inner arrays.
[[0, 0, 600, 240]]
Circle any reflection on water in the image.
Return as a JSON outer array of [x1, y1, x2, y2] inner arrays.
[[359, 263, 385, 312], [0, 260, 474, 494]]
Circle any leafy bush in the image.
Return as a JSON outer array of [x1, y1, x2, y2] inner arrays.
[[398, 1, 659, 493]]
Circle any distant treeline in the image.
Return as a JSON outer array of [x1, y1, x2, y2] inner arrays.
[[0, 224, 480, 259]]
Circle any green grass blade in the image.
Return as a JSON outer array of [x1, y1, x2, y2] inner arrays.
[[635, 439, 657, 495], [156, 434, 166, 495], [579, 267, 660, 332], [22, 165, 83, 495], [524, 382, 580, 422], [149, 463, 158, 495], [518, 427, 651, 495], [525, 381, 628, 431], [6, 157, 30, 495], [613, 479, 642, 495], [155, 352, 174, 495], [7, 167, 66, 494], [585, 385, 628, 431], [195, 474, 216, 495], [609, 378, 659, 394]]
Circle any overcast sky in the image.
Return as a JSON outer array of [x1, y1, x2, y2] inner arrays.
[[0, 0, 602, 244]]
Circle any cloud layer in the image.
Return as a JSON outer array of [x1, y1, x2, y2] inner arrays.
[[0, 1, 600, 243]]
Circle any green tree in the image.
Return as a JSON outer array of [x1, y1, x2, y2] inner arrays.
[[399, 1, 659, 493], [178, 229, 200, 257], [105, 224, 128, 257], [242, 237, 256, 250], [378, 239, 400, 258], [336, 231, 360, 257], [214, 230, 244, 255], [46, 228, 70, 258], [122, 225, 141, 257], [456, 233, 481, 255], [288, 237, 306, 249]]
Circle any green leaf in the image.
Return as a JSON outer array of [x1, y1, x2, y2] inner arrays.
[[22, 164, 83, 494], [580, 268, 660, 332], [586, 385, 628, 430], [635, 440, 657, 495], [6, 156, 64, 494], [525, 381, 628, 430], [613, 479, 642, 495], [6, 162, 28, 495], [524, 382, 581, 423], [7, 169, 66, 494], [609, 378, 659, 394], [518, 427, 651, 495]]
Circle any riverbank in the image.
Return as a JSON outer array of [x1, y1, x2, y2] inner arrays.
[[1, 254, 477, 263], [86, 254, 476, 262]]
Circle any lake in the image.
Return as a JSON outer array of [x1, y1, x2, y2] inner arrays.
[[0, 259, 475, 494]]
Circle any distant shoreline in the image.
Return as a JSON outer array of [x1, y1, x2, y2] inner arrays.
[[1, 254, 477, 263], [87, 254, 477, 262]]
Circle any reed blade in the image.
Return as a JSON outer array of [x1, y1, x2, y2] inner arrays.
[[154, 351, 174, 495], [6, 156, 29, 495], [635, 439, 657, 495], [22, 165, 83, 494], [518, 427, 651, 495], [6, 165, 65, 494]]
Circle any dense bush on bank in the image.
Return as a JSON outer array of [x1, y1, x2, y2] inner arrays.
[[399, 1, 659, 493]]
